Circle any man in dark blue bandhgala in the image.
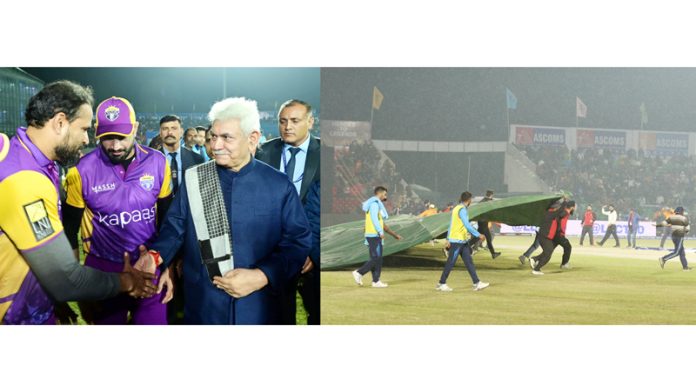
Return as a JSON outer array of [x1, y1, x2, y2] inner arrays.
[[139, 97, 311, 324]]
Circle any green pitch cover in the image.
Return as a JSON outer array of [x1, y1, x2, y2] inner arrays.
[[321, 193, 566, 270]]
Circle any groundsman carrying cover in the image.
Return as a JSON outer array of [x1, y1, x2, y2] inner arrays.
[[321, 193, 566, 270]]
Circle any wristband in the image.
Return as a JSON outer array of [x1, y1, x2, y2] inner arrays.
[[148, 250, 162, 267]]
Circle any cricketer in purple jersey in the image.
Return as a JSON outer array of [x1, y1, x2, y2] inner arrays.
[[64, 97, 173, 325]]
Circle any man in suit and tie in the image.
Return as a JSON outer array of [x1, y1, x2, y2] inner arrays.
[[256, 99, 320, 324], [158, 114, 204, 324], [159, 115, 205, 197]]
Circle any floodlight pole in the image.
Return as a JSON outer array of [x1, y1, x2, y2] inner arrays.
[[466, 155, 471, 190]]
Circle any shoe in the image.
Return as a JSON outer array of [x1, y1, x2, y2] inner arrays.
[[492, 252, 501, 259], [598, 242, 604, 247], [614, 245, 621, 248], [560, 264, 572, 270], [658, 257, 665, 270], [684, 267, 692, 272], [473, 281, 490, 291], [352, 270, 363, 286], [372, 281, 389, 288], [436, 283, 453, 292], [442, 248, 449, 258], [531, 270, 544, 276], [530, 257, 538, 269], [518, 255, 527, 265]]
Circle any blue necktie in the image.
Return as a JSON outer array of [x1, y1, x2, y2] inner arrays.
[[169, 152, 179, 194], [285, 147, 301, 182]]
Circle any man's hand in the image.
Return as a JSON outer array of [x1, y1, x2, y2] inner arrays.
[[157, 267, 175, 304], [212, 268, 268, 298], [379, 233, 385, 240], [445, 239, 451, 250], [301, 257, 314, 274], [393, 233, 403, 240], [120, 251, 157, 298], [133, 245, 156, 275]]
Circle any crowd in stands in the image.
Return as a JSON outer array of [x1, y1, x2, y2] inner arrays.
[[332, 140, 420, 214], [516, 144, 696, 221]]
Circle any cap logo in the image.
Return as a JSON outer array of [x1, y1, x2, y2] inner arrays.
[[105, 105, 120, 121]]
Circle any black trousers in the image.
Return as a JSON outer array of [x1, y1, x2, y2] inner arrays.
[[477, 221, 496, 255], [579, 225, 594, 245], [532, 236, 556, 271], [599, 224, 619, 246], [281, 269, 320, 325], [553, 236, 572, 266]]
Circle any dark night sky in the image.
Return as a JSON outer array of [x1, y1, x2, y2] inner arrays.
[[22, 68, 320, 113], [321, 68, 696, 141]]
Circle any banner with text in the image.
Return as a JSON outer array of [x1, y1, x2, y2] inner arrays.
[[577, 129, 626, 150], [515, 126, 566, 146], [501, 220, 656, 237], [322, 120, 372, 147], [639, 132, 689, 156]]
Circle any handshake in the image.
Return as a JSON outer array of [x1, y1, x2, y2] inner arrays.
[[118, 245, 173, 303]]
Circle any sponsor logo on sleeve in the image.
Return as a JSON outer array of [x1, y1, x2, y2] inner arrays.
[[23, 199, 55, 241]]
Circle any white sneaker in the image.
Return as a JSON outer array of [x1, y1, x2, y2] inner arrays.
[[531, 270, 544, 276], [352, 270, 363, 286], [436, 283, 453, 292], [529, 257, 538, 269], [473, 281, 490, 291], [560, 264, 572, 270], [371, 281, 389, 288]]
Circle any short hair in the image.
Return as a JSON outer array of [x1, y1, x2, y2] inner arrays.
[[195, 126, 207, 132], [374, 186, 388, 194], [460, 191, 473, 203], [25, 80, 94, 128], [159, 114, 182, 126], [208, 97, 260, 136], [485, 190, 494, 197], [184, 127, 197, 136], [278, 99, 313, 118]]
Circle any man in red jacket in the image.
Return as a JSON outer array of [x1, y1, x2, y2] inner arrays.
[[579, 205, 596, 246], [529, 200, 564, 275], [530, 199, 575, 274]]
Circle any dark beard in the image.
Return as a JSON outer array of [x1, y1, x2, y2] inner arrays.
[[54, 142, 82, 166], [104, 144, 135, 164]]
